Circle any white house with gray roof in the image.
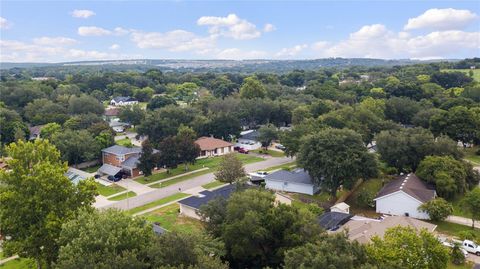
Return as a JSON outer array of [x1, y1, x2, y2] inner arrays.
[[110, 96, 138, 106], [264, 169, 320, 195]]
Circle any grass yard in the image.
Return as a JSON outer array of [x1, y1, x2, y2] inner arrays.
[[451, 196, 471, 218], [126, 193, 190, 215], [95, 182, 126, 197], [82, 164, 101, 173], [251, 149, 285, 157], [107, 191, 136, 201], [0, 258, 35, 269], [447, 262, 475, 269], [345, 178, 385, 218], [136, 153, 264, 184], [149, 169, 213, 188], [263, 161, 296, 172], [115, 138, 133, 147], [442, 69, 480, 82], [430, 220, 480, 239], [202, 180, 225, 189], [463, 146, 480, 165], [144, 204, 204, 234]]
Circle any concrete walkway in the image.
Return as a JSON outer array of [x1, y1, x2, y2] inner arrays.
[[446, 215, 479, 229], [0, 255, 19, 265], [99, 156, 294, 210]]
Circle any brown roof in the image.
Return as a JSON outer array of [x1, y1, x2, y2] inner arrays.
[[375, 173, 435, 203], [335, 216, 437, 244], [195, 137, 233, 151], [104, 108, 120, 116]]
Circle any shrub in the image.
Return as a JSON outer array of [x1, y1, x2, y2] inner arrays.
[[357, 189, 375, 208]]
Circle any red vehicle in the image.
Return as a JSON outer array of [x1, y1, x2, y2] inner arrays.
[[238, 148, 249, 154]]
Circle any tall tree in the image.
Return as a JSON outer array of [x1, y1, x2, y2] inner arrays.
[[176, 126, 200, 171], [118, 104, 146, 127], [430, 106, 480, 147], [56, 209, 155, 269], [51, 129, 100, 166], [155, 136, 179, 173], [214, 153, 246, 184], [239, 77, 266, 99], [367, 226, 449, 269], [257, 124, 278, 150], [0, 140, 97, 268], [298, 128, 378, 199], [68, 94, 104, 115], [147, 95, 177, 110], [463, 187, 480, 229], [138, 139, 156, 177]]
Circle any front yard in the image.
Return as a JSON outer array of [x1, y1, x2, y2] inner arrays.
[[143, 204, 204, 234], [95, 182, 126, 197], [345, 178, 385, 217], [107, 191, 137, 201], [430, 220, 480, 239], [135, 153, 263, 184], [115, 138, 133, 147], [251, 149, 285, 157], [463, 146, 480, 165]]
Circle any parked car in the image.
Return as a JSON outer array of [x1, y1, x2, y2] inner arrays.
[[234, 146, 241, 151], [441, 241, 468, 257], [275, 144, 286, 150], [107, 175, 122, 182], [462, 240, 480, 256], [238, 148, 249, 154], [94, 174, 101, 179]]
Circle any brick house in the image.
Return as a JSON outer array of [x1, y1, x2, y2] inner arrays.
[[194, 137, 233, 158], [99, 145, 143, 178]]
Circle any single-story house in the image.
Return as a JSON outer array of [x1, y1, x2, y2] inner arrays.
[[100, 145, 143, 178], [236, 130, 262, 150], [178, 184, 237, 220], [374, 173, 436, 219], [335, 215, 437, 244], [317, 211, 353, 231], [195, 137, 234, 158], [264, 169, 320, 195], [104, 108, 120, 122], [110, 96, 138, 106], [330, 202, 350, 214]]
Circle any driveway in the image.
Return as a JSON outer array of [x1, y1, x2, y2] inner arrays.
[[98, 156, 294, 210]]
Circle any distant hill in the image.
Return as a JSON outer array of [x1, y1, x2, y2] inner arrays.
[[0, 58, 457, 73]]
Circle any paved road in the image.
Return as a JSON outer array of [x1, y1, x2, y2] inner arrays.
[[446, 215, 479, 229], [98, 156, 294, 210]]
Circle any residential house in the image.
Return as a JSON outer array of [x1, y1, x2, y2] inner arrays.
[[195, 136, 233, 158], [264, 169, 320, 195], [178, 184, 237, 220], [374, 173, 436, 219], [330, 202, 350, 214], [236, 130, 261, 150], [99, 145, 143, 178], [110, 96, 138, 106], [335, 215, 437, 244], [104, 108, 120, 122], [109, 119, 130, 133]]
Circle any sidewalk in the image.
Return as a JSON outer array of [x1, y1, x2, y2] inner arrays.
[[446, 215, 479, 229]]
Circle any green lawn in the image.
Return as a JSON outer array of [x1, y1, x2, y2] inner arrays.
[[95, 182, 126, 197], [136, 154, 264, 184], [263, 161, 296, 172], [345, 178, 385, 218], [201, 180, 225, 189], [82, 164, 101, 173], [0, 258, 35, 269], [430, 220, 480, 239], [451, 196, 470, 218], [144, 204, 204, 234], [251, 149, 285, 157], [463, 146, 480, 165], [126, 193, 190, 215], [442, 69, 480, 82], [115, 138, 132, 147], [447, 262, 475, 269], [149, 169, 213, 188], [107, 191, 137, 201]]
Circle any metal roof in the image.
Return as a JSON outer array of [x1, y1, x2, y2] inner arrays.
[[317, 212, 353, 230], [98, 164, 122, 176], [264, 169, 314, 185]]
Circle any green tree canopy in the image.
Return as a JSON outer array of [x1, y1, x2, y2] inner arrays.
[[418, 198, 453, 221], [239, 77, 266, 99], [214, 153, 246, 184]]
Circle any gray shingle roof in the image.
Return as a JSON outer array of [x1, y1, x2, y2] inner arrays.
[[317, 212, 353, 230], [122, 156, 139, 169], [264, 169, 314, 185], [240, 130, 260, 141], [375, 173, 435, 203], [178, 184, 236, 209], [102, 145, 142, 155], [98, 164, 122, 176]]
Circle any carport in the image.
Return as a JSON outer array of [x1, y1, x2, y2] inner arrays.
[[98, 163, 122, 176]]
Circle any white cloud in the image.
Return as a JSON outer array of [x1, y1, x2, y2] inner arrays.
[[109, 44, 120, 50], [131, 30, 216, 53], [78, 26, 129, 36], [78, 26, 111, 36], [0, 17, 12, 29], [312, 23, 480, 59], [33, 37, 77, 46], [216, 48, 267, 59], [263, 23, 276, 32], [404, 8, 478, 30], [197, 14, 261, 40], [275, 44, 308, 58], [71, 9, 96, 19]]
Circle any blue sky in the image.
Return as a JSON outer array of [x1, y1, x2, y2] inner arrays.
[[1, 1, 479, 62]]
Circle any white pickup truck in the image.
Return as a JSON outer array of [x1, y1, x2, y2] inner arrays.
[[461, 240, 480, 256]]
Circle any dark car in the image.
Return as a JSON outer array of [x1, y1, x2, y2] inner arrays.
[[234, 146, 241, 151], [107, 175, 121, 182], [238, 148, 249, 154], [94, 174, 101, 179]]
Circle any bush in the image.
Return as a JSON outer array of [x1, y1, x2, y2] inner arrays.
[[457, 230, 477, 241], [451, 244, 466, 265], [357, 188, 375, 208], [475, 149, 480, 156], [418, 198, 453, 221]]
